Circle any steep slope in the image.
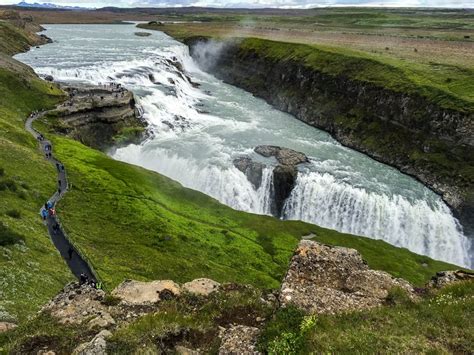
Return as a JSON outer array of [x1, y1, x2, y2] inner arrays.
[[0, 29, 70, 323]]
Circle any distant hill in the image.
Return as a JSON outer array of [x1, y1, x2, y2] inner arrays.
[[16, 1, 88, 10]]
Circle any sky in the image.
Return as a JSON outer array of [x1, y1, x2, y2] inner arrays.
[[1, 0, 473, 8]]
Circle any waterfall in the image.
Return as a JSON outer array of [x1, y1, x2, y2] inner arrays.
[[18, 24, 472, 268], [283, 171, 471, 267]]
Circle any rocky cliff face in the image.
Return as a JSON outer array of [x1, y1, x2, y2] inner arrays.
[[185, 37, 474, 236], [46, 83, 146, 151]]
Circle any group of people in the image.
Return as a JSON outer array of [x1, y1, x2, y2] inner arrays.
[[41, 201, 56, 221]]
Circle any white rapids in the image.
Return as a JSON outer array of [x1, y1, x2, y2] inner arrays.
[[15, 24, 472, 268]]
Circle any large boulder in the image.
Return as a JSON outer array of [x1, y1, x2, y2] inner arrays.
[[280, 240, 415, 314], [254, 145, 308, 166], [112, 280, 181, 305]]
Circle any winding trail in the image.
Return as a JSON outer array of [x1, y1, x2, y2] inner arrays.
[[25, 112, 96, 283]]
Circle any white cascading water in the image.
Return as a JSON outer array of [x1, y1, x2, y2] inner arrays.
[[283, 172, 470, 266], [15, 24, 472, 268]]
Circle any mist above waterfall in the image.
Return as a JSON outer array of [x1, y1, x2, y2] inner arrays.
[[16, 24, 472, 268]]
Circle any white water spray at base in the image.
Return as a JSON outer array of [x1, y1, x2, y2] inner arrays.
[[283, 172, 471, 267]]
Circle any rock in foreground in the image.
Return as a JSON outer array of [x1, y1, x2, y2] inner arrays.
[[112, 279, 181, 305], [280, 240, 416, 314]]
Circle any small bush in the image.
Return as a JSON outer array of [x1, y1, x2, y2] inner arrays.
[[386, 287, 413, 306], [0, 222, 24, 246], [0, 167, 4, 177], [102, 295, 121, 307], [0, 179, 18, 192], [258, 305, 305, 352], [5, 209, 21, 219]]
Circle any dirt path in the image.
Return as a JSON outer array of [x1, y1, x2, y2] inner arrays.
[[25, 112, 97, 283]]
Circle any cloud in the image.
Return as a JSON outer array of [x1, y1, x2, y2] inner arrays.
[[1, 0, 473, 8]]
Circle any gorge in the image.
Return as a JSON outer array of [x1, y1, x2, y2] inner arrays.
[[15, 23, 472, 268]]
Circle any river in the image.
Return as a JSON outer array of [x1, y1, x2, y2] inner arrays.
[[15, 23, 472, 268]]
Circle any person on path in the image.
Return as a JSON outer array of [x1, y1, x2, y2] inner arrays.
[[80, 273, 87, 285], [41, 209, 48, 221], [67, 248, 73, 260]]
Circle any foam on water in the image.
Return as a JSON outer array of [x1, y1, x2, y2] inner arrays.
[[15, 24, 472, 267]]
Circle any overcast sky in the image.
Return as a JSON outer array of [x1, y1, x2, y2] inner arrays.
[[1, 0, 473, 8]]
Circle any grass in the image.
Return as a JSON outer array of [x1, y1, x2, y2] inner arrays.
[[258, 281, 474, 353]]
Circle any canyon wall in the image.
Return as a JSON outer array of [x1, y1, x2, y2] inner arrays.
[[184, 37, 474, 236]]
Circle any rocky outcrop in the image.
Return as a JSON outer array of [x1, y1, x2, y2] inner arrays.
[[219, 325, 261, 355], [234, 145, 309, 216], [185, 37, 474, 236], [42, 283, 108, 325], [280, 240, 416, 314], [429, 270, 474, 288], [47, 83, 146, 151]]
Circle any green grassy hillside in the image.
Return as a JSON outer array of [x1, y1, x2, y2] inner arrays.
[[0, 67, 71, 323]]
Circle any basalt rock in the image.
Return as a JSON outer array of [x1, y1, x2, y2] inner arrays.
[[279, 240, 416, 314], [233, 156, 265, 189], [47, 83, 147, 151], [234, 145, 308, 216]]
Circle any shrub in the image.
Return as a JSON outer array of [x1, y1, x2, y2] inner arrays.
[[0, 222, 24, 246], [0, 167, 4, 177], [0, 179, 18, 192], [258, 305, 305, 352], [5, 209, 21, 219], [102, 295, 121, 307]]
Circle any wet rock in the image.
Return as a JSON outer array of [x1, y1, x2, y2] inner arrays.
[[183, 278, 220, 296], [112, 279, 181, 305], [233, 157, 265, 189], [219, 325, 261, 354], [255, 145, 308, 166], [73, 330, 112, 355], [42, 283, 107, 324], [429, 270, 474, 288], [256, 145, 308, 216], [0, 322, 17, 333], [280, 240, 416, 314], [134, 32, 151, 37], [44, 75, 54, 82]]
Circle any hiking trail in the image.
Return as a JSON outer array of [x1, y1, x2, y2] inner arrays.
[[25, 111, 97, 283]]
